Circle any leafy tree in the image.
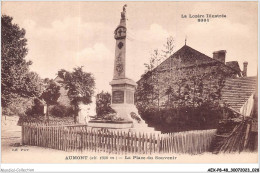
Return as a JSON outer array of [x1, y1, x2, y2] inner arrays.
[[49, 104, 74, 118], [25, 98, 45, 117], [1, 15, 42, 108], [58, 67, 95, 123], [41, 80, 61, 122], [96, 91, 115, 118], [43, 78, 51, 84]]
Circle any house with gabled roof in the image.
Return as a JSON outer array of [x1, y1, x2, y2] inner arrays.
[[136, 44, 256, 113], [154, 45, 244, 78]]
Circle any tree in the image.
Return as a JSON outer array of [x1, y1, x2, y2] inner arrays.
[[96, 91, 115, 118], [150, 49, 163, 110], [58, 67, 95, 123], [165, 86, 174, 107], [136, 74, 155, 113], [161, 36, 175, 93], [140, 47, 170, 112], [142, 37, 175, 111], [41, 80, 61, 122], [144, 49, 162, 72], [1, 15, 42, 108], [162, 36, 174, 60]]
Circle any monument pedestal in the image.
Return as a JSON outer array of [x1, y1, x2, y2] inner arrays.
[[87, 120, 133, 129], [109, 78, 155, 132], [109, 78, 139, 122]]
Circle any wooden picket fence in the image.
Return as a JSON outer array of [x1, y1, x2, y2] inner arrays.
[[21, 121, 75, 127], [21, 124, 216, 154], [160, 130, 216, 154]]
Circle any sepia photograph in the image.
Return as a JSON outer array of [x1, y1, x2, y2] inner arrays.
[[1, 1, 258, 170]]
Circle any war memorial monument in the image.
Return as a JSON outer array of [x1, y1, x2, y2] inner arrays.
[[88, 5, 155, 132]]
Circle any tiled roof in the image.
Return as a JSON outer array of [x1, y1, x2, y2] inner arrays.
[[169, 45, 215, 67], [226, 61, 241, 74], [158, 45, 240, 73], [222, 76, 257, 111]]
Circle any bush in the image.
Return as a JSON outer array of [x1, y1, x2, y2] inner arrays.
[[140, 102, 223, 133], [96, 91, 116, 119], [49, 104, 74, 117], [2, 96, 34, 117], [25, 98, 44, 117], [18, 115, 43, 126]]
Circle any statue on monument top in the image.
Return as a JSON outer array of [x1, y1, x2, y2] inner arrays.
[[121, 4, 127, 20], [114, 4, 127, 40]]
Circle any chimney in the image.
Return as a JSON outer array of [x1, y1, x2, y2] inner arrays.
[[213, 50, 226, 64], [242, 61, 248, 77]]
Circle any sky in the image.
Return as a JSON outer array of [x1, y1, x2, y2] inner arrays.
[[2, 1, 258, 93]]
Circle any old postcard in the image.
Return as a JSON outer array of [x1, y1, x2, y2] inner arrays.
[[1, 1, 258, 169]]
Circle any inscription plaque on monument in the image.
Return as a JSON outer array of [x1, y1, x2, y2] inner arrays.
[[112, 90, 124, 104], [126, 90, 134, 104]]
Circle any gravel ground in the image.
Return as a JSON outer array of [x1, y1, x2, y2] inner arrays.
[[2, 116, 22, 151]]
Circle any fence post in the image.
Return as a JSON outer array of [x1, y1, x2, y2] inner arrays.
[[109, 131, 112, 154], [21, 125, 24, 145], [141, 133, 145, 154], [87, 128, 90, 151], [171, 133, 174, 153], [111, 131, 114, 154], [123, 131, 126, 154], [79, 129, 83, 153], [36, 126, 38, 146], [156, 134, 160, 154], [115, 131, 118, 154], [133, 132, 136, 154], [137, 132, 141, 154], [57, 126, 59, 150], [94, 130, 97, 153], [67, 128, 72, 151], [148, 133, 152, 154], [144, 133, 148, 154], [128, 131, 131, 154]]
